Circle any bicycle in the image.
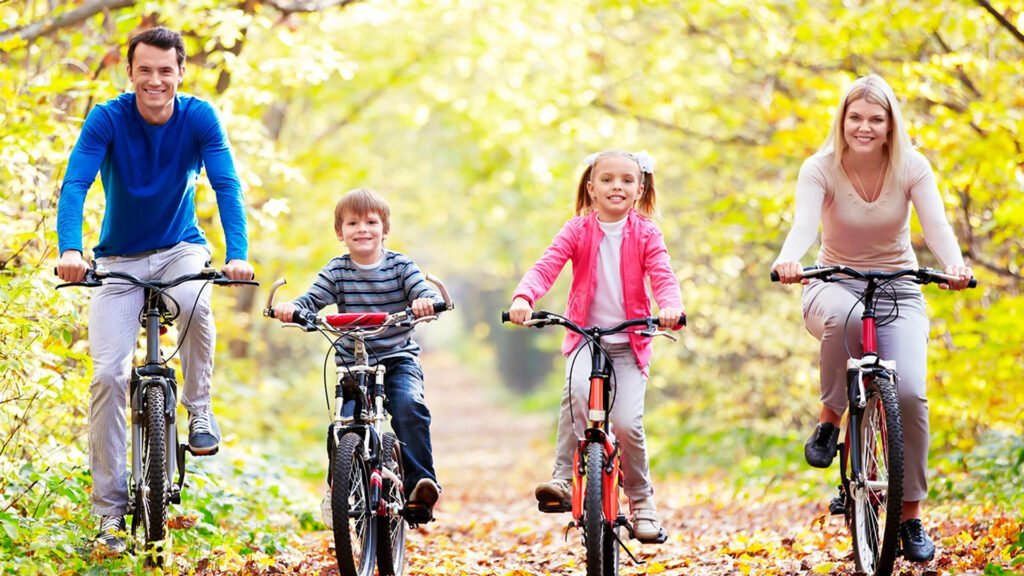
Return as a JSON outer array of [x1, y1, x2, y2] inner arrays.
[[771, 265, 976, 576], [56, 263, 258, 561], [264, 275, 453, 576], [500, 310, 683, 576]]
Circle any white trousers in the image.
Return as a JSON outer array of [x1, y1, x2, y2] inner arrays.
[[551, 342, 654, 503], [88, 242, 215, 516]]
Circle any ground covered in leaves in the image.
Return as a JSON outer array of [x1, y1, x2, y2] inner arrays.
[[186, 354, 1022, 576]]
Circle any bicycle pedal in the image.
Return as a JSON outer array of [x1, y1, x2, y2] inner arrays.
[[828, 496, 846, 515], [402, 502, 434, 525], [538, 501, 570, 514], [635, 527, 668, 545], [184, 444, 218, 456]]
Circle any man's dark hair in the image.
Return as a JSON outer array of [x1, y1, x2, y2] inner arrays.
[[127, 27, 185, 70]]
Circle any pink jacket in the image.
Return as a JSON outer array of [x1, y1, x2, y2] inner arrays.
[[513, 209, 683, 372]]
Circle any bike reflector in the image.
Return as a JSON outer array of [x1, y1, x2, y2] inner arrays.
[[324, 313, 388, 327]]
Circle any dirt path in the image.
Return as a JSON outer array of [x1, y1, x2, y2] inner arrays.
[[263, 352, 1021, 576]]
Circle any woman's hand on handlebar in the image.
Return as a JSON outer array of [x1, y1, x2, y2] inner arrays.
[[658, 307, 684, 330], [222, 259, 255, 282], [771, 261, 808, 285], [271, 301, 297, 322], [940, 264, 974, 291], [507, 297, 534, 326], [57, 250, 89, 283]]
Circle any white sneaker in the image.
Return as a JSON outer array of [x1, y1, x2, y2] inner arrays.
[[320, 491, 333, 530]]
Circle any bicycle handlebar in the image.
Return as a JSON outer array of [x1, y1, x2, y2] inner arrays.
[[55, 266, 260, 290], [500, 310, 685, 336], [770, 266, 977, 288]]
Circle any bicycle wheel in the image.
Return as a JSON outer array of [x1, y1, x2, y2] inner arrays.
[[140, 384, 168, 544], [332, 432, 376, 576], [376, 432, 406, 576], [584, 442, 606, 576], [850, 376, 904, 576]]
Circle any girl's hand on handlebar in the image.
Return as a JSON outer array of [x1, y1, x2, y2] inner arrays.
[[57, 250, 89, 283], [508, 297, 534, 325], [272, 301, 297, 322], [411, 298, 436, 318], [940, 264, 974, 291], [658, 307, 684, 330], [772, 261, 808, 285]]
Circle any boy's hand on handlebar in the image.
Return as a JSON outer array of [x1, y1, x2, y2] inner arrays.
[[272, 301, 297, 322], [772, 261, 808, 285], [508, 297, 534, 325], [940, 264, 974, 291], [658, 307, 684, 330], [57, 250, 88, 283], [411, 298, 436, 318], [222, 259, 255, 282]]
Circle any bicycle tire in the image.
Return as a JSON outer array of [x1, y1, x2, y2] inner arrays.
[[141, 384, 168, 544], [850, 376, 904, 576], [584, 442, 606, 576], [375, 432, 406, 576], [332, 432, 376, 576]]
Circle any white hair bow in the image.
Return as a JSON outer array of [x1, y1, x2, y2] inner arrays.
[[583, 150, 655, 174]]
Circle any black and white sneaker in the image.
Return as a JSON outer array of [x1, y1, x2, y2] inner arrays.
[[95, 515, 127, 556], [804, 422, 840, 468], [188, 409, 221, 455], [900, 518, 936, 562]]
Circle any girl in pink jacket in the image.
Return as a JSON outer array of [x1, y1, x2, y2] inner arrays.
[[507, 149, 683, 542]]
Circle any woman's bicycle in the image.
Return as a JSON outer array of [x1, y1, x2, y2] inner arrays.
[[56, 264, 258, 561], [264, 276, 453, 576], [771, 265, 975, 576], [500, 310, 683, 576]]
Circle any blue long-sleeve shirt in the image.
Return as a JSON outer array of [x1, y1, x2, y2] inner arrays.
[[57, 93, 248, 261]]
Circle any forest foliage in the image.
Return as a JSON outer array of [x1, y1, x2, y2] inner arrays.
[[0, 0, 1022, 572]]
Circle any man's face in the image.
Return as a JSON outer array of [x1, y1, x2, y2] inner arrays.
[[128, 43, 183, 120]]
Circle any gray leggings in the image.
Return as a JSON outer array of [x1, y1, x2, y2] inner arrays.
[[802, 279, 930, 502]]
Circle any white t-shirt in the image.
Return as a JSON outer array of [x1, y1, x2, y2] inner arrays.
[[586, 215, 629, 344]]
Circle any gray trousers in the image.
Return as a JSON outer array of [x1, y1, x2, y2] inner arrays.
[[551, 342, 654, 503], [89, 242, 215, 516], [802, 279, 930, 501]]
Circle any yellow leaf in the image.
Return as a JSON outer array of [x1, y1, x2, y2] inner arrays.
[[812, 563, 836, 573]]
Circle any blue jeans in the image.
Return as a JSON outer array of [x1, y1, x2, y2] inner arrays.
[[380, 356, 437, 497]]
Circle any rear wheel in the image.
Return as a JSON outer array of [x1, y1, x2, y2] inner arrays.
[[376, 432, 406, 576], [332, 432, 375, 576], [584, 442, 606, 576], [850, 377, 904, 576]]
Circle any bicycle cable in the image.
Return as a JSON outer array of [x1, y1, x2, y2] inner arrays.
[[156, 281, 209, 367]]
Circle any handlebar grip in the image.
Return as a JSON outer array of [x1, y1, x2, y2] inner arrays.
[[676, 313, 687, 329], [770, 271, 780, 282], [291, 310, 316, 327], [501, 311, 511, 323], [501, 311, 548, 323], [432, 301, 449, 314], [968, 277, 977, 289]]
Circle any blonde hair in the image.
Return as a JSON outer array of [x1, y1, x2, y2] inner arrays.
[[818, 74, 913, 172], [334, 188, 391, 236], [575, 150, 658, 218]]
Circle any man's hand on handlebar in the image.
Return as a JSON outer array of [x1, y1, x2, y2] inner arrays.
[[507, 296, 534, 326], [57, 250, 89, 283], [222, 259, 255, 282]]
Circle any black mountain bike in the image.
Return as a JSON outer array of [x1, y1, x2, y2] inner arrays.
[[57, 264, 257, 561]]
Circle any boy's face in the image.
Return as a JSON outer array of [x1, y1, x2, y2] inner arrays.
[[338, 210, 386, 265]]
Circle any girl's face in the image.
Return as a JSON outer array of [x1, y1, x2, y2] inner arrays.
[[338, 210, 386, 265], [586, 155, 642, 221], [843, 98, 890, 156]]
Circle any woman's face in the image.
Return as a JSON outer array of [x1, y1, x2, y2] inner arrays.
[[843, 98, 890, 156]]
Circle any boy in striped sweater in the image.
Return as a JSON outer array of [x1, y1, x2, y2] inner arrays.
[[271, 188, 443, 523]]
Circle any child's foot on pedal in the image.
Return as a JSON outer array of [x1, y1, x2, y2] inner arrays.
[[631, 497, 667, 543], [406, 478, 440, 522], [535, 478, 571, 512]]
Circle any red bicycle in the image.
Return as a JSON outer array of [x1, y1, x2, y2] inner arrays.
[[501, 310, 682, 576], [772, 265, 975, 576]]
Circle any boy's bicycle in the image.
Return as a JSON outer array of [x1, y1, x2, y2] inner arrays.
[[772, 265, 975, 576], [264, 275, 453, 576], [501, 310, 683, 576], [56, 264, 258, 561]]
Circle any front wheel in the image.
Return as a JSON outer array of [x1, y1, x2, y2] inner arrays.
[[376, 432, 407, 576], [139, 384, 168, 545], [850, 376, 904, 576], [584, 442, 607, 576], [332, 432, 376, 576]]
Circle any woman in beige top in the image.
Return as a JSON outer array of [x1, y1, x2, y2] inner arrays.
[[771, 74, 973, 562]]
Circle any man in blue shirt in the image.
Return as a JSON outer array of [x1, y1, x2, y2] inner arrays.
[[55, 26, 254, 555]]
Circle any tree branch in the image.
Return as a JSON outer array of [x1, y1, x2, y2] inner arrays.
[[595, 99, 768, 146], [259, 0, 364, 14], [0, 0, 137, 43], [975, 0, 1024, 46]]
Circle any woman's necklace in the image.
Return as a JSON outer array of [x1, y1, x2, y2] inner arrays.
[[849, 159, 887, 203]]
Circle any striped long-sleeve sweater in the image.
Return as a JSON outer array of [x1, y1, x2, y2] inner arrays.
[[293, 250, 441, 363]]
